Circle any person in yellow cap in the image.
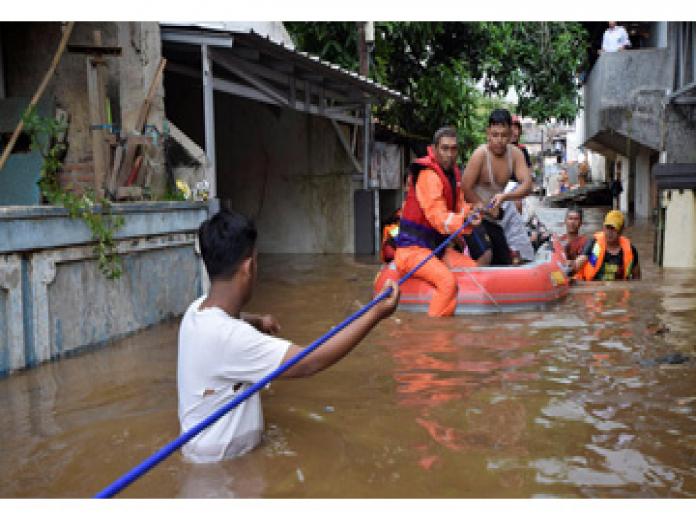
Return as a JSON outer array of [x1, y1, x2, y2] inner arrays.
[[571, 209, 641, 281]]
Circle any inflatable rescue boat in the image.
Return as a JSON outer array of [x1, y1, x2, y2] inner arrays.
[[373, 238, 570, 314]]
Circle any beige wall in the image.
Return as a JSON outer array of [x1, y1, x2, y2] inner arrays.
[[663, 190, 696, 268]]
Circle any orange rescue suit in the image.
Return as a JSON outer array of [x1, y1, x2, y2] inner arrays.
[[394, 146, 476, 317]]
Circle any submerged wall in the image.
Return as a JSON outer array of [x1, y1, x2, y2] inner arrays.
[[0, 202, 207, 376]]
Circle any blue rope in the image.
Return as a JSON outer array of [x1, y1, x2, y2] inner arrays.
[[94, 204, 488, 498]]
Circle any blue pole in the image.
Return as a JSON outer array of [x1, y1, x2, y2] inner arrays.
[[95, 205, 487, 498]]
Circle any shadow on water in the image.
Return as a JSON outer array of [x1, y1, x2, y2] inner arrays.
[[0, 208, 695, 497]]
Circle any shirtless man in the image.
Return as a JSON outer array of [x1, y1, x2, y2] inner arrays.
[[461, 109, 533, 265]]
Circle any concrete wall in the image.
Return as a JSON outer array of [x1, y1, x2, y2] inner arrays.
[[584, 48, 671, 154], [663, 190, 696, 268], [165, 76, 357, 254], [0, 202, 207, 376], [635, 149, 651, 218]]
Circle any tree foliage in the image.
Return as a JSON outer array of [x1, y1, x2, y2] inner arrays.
[[285, 22, 588, 156]]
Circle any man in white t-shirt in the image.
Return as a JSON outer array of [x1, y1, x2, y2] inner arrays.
[[600, 22, 631, 53], [177, 210, 399, 463]]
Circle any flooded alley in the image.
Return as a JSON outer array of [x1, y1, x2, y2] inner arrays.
[[1, 209, 695, 498]]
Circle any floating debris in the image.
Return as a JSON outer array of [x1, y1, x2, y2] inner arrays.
[[324, 405, 335, 413], [639, 352, 690, 367], [296, 468, 305, 483]]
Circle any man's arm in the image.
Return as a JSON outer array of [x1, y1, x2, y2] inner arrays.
[[461, 149, 484, 206], [279, 280, 400, 378]]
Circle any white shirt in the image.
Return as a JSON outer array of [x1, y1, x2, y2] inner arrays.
[[177, 296, 291, 463], [602, 26, 631, 53]]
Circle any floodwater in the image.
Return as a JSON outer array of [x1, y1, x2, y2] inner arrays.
[[1, 207, 695, 498]]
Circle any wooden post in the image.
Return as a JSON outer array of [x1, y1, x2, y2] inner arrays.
[[86, 30, 110, 194]]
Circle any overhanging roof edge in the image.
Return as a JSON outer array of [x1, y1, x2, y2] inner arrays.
[[160, 24, 410, 103]]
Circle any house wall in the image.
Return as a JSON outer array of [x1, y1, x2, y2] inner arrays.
[[0, 202, 207, 376], [0, 22, 167, 200], [663, 190, 696, 268], [164, 76, 357, 254]]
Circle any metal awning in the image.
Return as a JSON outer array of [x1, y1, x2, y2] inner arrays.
[[652, 163, 696, 189], [160, 24, 408, 127]]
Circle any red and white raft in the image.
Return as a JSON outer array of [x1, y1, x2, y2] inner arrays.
[[373, 239, 570, 314]]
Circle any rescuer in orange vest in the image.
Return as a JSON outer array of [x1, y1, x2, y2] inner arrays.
[[572, 210, 641, 281], [393, 126, 481, 317]]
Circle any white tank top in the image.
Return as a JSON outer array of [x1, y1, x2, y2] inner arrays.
[[473, 144, 515, 203]]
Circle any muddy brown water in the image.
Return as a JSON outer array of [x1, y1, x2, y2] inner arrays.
[[1, 208, 695, 498]]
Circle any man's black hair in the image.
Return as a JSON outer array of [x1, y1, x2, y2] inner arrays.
[[488, 109, 512, 127], [198, 210, 257, 281], [432, 126, 458, 146], [566, 205, 584, 221]]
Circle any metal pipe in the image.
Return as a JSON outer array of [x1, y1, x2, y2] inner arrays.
[[201, 44, 217, 200]]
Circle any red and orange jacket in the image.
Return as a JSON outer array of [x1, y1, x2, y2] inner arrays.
[[395, 146, 472, 252]]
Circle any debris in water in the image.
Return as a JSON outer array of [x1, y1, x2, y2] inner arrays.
[[324, 405, 335, 413], [296, 468, 305, 483], [646, 322, 670, 336], [639, 352, 690, 367], [308, 412, 324, 422]]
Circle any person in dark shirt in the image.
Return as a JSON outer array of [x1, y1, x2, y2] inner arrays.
[[511, 115, 533, 169], [572, 210, 641, 281]]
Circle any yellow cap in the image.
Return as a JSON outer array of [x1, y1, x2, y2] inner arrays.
[[604, 210, 624, 232]]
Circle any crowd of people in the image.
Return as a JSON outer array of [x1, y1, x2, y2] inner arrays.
[[380, 108, 641, 317]]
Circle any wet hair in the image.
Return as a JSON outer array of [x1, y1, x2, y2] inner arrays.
[[566, 206, 583, 221], [198, 210, 257, 281], [432, 126, 458, 146], [488, 108, 512, 127]]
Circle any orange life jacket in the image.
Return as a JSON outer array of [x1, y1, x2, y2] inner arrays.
[[395, 146, 461, 252], [578, 232, 635, 281]]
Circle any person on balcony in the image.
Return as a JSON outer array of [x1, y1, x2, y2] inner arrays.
[[600, 22, 631, 54]]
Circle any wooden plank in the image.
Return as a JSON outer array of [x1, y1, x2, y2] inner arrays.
[[86, 30, 110, 193], [67, 44, 122, 56], [112, 57, 167, 191], [0, 22, 75, 171]]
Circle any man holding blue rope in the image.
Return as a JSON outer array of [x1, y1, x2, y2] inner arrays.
[[177, 210, 400, 463], [393, 126, 480, 317]]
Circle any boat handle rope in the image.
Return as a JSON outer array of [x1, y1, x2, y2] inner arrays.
[[94, 201, 493, 498]]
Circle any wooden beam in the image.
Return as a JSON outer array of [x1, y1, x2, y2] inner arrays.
[[111, 57, 167, 193], [67, 44, 122, 56], [168, 122, 207, 166], [210, 49, 289, 107], [0, 21, 75, 171], [87, 30, 111, 192], [330, 119, 363, 173]]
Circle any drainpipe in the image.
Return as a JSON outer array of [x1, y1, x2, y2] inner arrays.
[[201, 44, 218, 211]]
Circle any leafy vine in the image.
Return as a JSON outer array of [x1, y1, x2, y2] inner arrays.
[[22, 109, 125, 279]]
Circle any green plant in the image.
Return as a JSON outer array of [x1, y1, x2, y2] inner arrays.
[[22, 109, 125, 279]]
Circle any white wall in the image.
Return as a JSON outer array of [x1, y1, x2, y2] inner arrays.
[[663, 189, 696, 268]]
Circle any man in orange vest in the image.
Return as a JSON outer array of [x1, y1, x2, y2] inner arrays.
[[393, 126, 480, 317], [572, 210, 641, 281]]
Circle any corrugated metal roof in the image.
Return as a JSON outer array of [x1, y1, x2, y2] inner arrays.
[[160, 23, 409, 103]]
